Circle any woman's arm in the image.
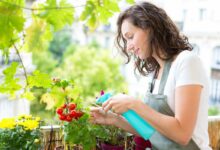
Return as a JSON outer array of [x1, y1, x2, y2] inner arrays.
[[130, 85, 202, 145], [113, 114, 140, 136]]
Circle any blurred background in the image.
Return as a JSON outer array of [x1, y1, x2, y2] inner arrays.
[[0, 0, 220, 120]]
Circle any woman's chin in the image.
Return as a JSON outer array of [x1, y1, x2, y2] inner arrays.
[[138, 55, 146, 60]]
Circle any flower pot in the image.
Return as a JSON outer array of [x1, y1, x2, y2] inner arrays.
[[134, 136, 152, 150], [40, 125, 62, 150], [100, 143, 124, 150]]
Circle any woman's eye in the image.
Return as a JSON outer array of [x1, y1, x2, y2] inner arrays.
[[128, 35, 133, 39]]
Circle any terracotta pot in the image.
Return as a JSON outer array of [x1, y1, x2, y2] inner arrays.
[[100, 143, 124, 150], [134, 136, 152, 150]]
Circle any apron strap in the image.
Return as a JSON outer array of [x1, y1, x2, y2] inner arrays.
[[158, 61, 172, 94], [147, 61, 172, 94]]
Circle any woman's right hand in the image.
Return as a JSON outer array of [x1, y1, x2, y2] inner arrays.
[[90, 107, 119, 125]]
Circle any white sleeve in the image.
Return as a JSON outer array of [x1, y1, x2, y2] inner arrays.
[[175, 53, 206, 88]]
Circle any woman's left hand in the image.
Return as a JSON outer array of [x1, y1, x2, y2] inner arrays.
[[102, 93, 137, 114]]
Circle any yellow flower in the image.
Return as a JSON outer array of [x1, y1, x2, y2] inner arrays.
[[0, 118, 16, 129], [18, 114, 26, 120], [21, 119, 39, 130], [24, 115, 32, 119], [35, 117, 41, 122]]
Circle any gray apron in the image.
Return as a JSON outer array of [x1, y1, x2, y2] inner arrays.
[[143, 61, 200, 150]]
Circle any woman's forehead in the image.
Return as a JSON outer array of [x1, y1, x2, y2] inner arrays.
[[121, 20, 136, 35]]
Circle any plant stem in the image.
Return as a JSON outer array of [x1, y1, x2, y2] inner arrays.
[[13, 44, 29, 87]]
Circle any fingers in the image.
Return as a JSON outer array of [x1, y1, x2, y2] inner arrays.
[[90, 106, 102, 112], [103, 103, 113, 113], [102, 98, 111, 108], [102, 98, 114, 113]]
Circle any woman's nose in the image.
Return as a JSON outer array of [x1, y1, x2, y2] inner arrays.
[[126, 42, 134, 52]]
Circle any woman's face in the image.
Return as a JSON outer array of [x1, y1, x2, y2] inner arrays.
[[121, 19, 150, 60]]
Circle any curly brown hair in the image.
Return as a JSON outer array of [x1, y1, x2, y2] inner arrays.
[[116, 1, 192, 76]]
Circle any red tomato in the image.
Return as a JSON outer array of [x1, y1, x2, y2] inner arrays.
[[66, 115, 72, 122], [59, 114, 66, 121], [76, 111, 84, 119], [69, 110, 77, 118], [68, 103, 76, 110], [56, 108, 63, 115]]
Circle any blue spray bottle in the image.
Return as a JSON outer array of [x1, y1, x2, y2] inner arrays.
[[96, 92, 155, 140]]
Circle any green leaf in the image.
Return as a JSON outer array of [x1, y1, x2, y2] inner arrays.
[[36, 0, 74, 31], [2, 62, 19, 80], [87, 13, 96, 28], [21, 91, 35, 101], [79, 0, 120, 29], [40, 93, 56, 110], [103, 0, 120, 12], [97, 7, 113, 24], [0, 0, 25, 50], [80, 1, 95, 21], [24, 18, 52, 52], [126, 0, 135, 4], [0, 62, 22, 97], [27, 70, 51, 88]]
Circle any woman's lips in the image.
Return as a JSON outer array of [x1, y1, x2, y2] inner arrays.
[[134, 48, 139, 55]]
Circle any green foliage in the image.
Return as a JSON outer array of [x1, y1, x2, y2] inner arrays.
[[36, 0, 74, 31], [40, 78, 81, 110], [21, 91, 35, 101], [24, 18, 53, 52], [48, 28, 72, 62], [208, 106, 220, 116], [30, 88, 55, 120], [27, 70, 52, 89], [32, 50, 58, 74], [0, 115, 41, 150], [0, 127, 41, 150], [102, 125, 126, 146], [80, 0, 120, 28], [52, 46, 127, 99], [0, 0, 25, 50], [54, 80, 109, 150], [126, 0, 135, 4], [0, 62, 22, 97], [23, 0, 74, 52], [0, 0, 132, 98], [64, 113, 109, 150]]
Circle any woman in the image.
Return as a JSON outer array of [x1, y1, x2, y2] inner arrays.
[[90, 1, 211, 150]]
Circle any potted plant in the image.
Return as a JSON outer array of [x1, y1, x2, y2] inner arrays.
[[0, 114, 41, 149], [43, 78, 108, 150], [55, 101, 109, 150], [94, 90, 131, 150], [97, 125, 127, 150]]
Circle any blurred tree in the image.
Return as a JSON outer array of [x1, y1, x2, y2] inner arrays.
[[52, 45, 127, 99], [48, 28, 72, 63], [32, 51, 58, 74]]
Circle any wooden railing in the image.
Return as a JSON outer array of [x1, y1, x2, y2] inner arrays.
[[208, 116, 220, 150]]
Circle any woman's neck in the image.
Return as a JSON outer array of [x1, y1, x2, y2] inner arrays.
[[152, 51, 165, 70], [152, 51, 165, 80]]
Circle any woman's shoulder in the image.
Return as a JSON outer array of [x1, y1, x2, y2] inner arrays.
[[172, 50, 201, 67], [171, 50, 208, 87]]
